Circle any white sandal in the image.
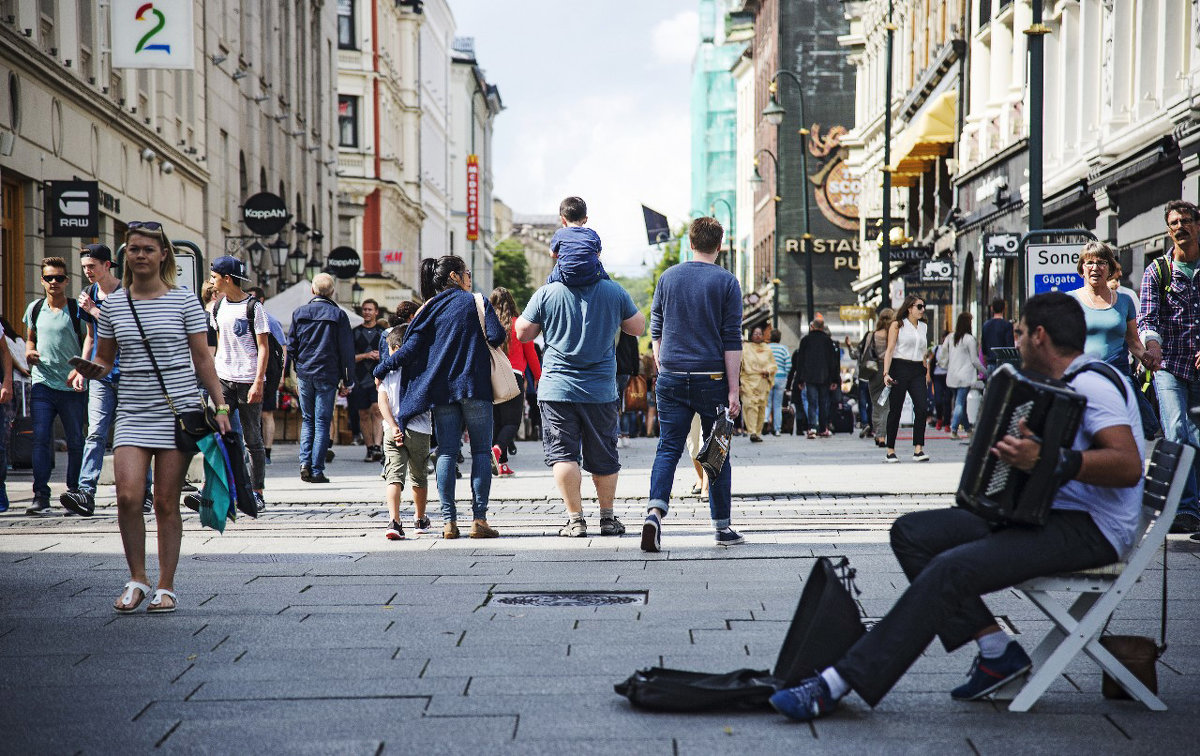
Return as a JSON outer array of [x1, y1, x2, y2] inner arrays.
[[146, 588, 178, 614], [114, 581, 151, 614]]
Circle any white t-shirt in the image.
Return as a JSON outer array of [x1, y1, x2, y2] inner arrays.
[[893, 319, 928, 361], [212, 295, 268, 383], [380, 366, 432, 435]]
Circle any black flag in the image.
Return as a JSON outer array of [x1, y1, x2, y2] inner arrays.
[[642, 205, 671, 245]]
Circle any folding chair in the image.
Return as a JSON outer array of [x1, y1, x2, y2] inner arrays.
[[998, 438, 1192, 712]]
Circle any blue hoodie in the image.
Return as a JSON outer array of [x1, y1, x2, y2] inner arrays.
[[547, 226, 609, 287]]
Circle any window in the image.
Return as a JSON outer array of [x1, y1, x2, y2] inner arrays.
[[337, 0, 355, 49], [78, 0, 93, 80], [38, 0, 55, 54], [978, 0, 991, 27], [338, 95, 358, 147]]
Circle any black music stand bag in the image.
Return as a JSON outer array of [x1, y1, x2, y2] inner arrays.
[[221, 431, 259, 519], [615, 558, 865, 712]]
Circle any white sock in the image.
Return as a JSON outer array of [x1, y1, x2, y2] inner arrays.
[[976, 630, 1011, 659], [819, 667, 850, 700]]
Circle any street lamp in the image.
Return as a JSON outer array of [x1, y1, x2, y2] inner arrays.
[[245, 240, 267, 269], [351, 280, 364, 306], [304, 253, 323, 282], [709, 197, 735, 273], [287, 247, 307, 279], [269, 237, 290, 269], [761, 69, 815, 323], [751, 147, 781, 328]]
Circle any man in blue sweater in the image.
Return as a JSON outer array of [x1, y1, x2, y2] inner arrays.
[[643, 217, 744, 552]]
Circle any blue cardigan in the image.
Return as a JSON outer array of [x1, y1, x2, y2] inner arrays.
[[374, 288, 506, 426]]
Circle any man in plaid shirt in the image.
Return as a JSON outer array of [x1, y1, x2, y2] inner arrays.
[[1138, 199, 1200, 533]]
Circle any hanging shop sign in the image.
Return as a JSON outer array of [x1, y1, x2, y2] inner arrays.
[[466, 155, 480, 242], [838, 305, 874, 321], [888, 246, 933, 262], [110, 0, 195, 69], [47, 181, 99, 237], [241, 192, 290, 236], [381, 250, 404, 265], [983, 232, 1022, 259], [1026, 242, 1085, 295], [920, 258, 955, 283], [326, 246, 361, 279]]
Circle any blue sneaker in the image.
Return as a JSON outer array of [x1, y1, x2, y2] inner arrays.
[[951, 641, 1032, 701], [640, 511, 661, 553], [770, 676, 839, 722], [715, 527, 745, 546]]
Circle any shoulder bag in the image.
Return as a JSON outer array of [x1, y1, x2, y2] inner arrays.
[[473, 293, 521, 404], [857, 332, 879, 380], [128, 293, 217, 454]]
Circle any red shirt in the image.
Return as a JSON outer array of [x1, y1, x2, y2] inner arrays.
[[506, 325, 541, 381]]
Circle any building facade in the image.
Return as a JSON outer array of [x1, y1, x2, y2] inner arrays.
[[419, 0, 454, 265], [690, 0, 740, 264]]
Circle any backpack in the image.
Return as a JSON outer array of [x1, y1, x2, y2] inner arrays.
[[213, 296, 284, 383], [623, 374, 648, 412], [29, 297, 85, 350]]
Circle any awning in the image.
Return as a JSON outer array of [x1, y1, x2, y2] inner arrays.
[[888, 90, 957, 180]]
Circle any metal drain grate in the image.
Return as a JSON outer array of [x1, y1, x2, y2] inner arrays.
[[193, 553, 362, 563], [489, 591, 646, 607]]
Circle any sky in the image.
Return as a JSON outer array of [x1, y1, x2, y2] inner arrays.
[[450, 0, 698, 276]]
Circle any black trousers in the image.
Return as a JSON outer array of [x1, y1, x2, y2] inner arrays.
[[885, 358, 928, 448], [492, 374, 526, 463], [834, 507, 1118, 707]]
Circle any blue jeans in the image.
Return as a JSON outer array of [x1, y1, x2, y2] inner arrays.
[[949, 386, 972, 433], [769, 377, 787, 433], [432, 398, 493, 522], [805, 383, 831, 432], [0, 400, 12, 508], [298, 376, 337, 476], [1152, 370, 1200, 518], [31, 383, 87, 500], [649, 372, 733, 528]]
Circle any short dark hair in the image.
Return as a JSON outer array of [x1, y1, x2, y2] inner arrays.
[[360, 298, 378, 310], [1164, 199, 1200, 225], [990, 299, 1006, 315], [246, 286, 265, 300], [1022, 292, 1085, 354], [395, 300, 418, 324], [689, 216, 724, 254], [386, 324, 406, 351], [42, 256, 67, 272], [770, 330, 781, 343], [559, 196, 587, 223]]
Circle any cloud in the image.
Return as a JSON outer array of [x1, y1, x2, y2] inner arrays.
[[651, 10, 698, 65]]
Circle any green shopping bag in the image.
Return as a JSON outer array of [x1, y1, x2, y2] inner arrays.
[[197, 433, 233, 532]]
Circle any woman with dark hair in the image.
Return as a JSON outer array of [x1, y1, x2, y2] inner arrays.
[[866, 308, 894, 447], [68, 221, 231, 613], [942, 312, 985, 439], [881, 294, 931, 462], [739, 325, 774, 442], [375, 255, 506, 538], [490, 286, 539, 477]]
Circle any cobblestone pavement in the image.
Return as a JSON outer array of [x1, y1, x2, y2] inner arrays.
[[1, 431, 1196, 754]]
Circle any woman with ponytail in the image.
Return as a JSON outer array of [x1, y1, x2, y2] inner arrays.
[[374, 256, 506, 538]]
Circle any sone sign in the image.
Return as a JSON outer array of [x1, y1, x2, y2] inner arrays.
[[1026, 242, 1085, 295]]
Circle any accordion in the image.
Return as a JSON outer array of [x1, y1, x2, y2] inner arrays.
[[956, 363, 1087, 526]]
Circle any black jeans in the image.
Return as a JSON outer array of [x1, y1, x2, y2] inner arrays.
[[835, 507, 1118, 706], [222, 379, 266, 491], [492, 374, 526, 463], [885, 358, 928, 448]]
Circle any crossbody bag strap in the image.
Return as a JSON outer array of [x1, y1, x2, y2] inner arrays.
[[126, 294, 185, 419], [473, 293, 488, 340]]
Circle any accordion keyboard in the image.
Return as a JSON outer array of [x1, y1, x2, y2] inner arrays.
[[985, 400, 1034, 496]]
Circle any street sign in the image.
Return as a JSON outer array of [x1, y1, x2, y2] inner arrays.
[[920, 258, 955, 282], [47, 181, 99, 237], [838, 305, 874, 321], [983, 232, 1021, 259], [888, 246, 933, 261], [326, 246, 361, 279], [242, 192, 290, 236], [1026, 242, 1084, 295]]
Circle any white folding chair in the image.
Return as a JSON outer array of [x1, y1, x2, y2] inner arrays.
[[997, 439, 1193, 712]]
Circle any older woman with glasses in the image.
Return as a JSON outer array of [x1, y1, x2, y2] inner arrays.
[[881, 294, 931, 463], [1070, 241, 1146, 370]]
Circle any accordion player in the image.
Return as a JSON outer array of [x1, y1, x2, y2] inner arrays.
[[956, 363, 1090, 525]]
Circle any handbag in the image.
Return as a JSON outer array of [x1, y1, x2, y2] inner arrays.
[[1100, 549, 1166, 699], [128, 294, 217, 454], [473, 293, 521, 404], [857, 332, 879, 380], [624, 374, 649, 413]]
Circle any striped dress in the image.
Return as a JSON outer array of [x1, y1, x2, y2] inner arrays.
[[97, 288, 208, 449]]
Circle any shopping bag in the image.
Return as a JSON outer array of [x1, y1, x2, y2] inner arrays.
[[197, 433, 233, 532]]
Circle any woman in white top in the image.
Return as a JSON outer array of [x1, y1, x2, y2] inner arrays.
[[942, 312, 985, 439], [882, 294, 931, 462]]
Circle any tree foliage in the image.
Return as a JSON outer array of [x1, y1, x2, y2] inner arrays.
[[492, 237, 534, 309]]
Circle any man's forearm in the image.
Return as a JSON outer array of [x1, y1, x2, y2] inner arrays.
[[724, 350, 742, 396]]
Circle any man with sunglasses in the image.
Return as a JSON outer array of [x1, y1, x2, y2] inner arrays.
[[22, 257, 88, 515]]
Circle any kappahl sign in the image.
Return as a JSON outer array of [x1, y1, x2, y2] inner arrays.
[[241, 193, 290, 236], [111, 0, 195, 69]]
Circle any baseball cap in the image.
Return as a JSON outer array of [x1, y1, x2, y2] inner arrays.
[[211, 255, 250, 282], [80, 243, 112, 262]]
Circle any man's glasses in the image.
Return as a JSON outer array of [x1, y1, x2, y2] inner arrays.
[[127, 221, 164, 232], [42, 274, 67, 283]]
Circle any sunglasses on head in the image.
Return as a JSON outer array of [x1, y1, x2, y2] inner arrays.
[[127, 221, 164, 232], [42, 274, 67, 283]]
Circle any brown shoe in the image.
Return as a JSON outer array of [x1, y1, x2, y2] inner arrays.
[[443, 522, 460, 539], [469, 519, 499, 538]]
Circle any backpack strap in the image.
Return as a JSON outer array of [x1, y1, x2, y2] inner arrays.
[[1154, 255, 1171, 302], [1064, 360, 1129, 404], [65, 299, 84, 348], [212, 295, 260, 336], [28, 297, 84, 349], [29, 298, 43, 346]]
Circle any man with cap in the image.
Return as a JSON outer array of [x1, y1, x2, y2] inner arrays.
[[210, 255, 269, 511], [61, 244, 153, 516]]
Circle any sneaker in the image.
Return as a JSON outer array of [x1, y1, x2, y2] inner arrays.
[[443, 522, 460, 539], [913, 451, 930, 462], [600, 516, 626, 536], [364, 446, 376, 462], [769, 676, 839, 722], [183, 493, 202, 512], [559, 517, 587, 537], [300, 466, 312, 482], [325, 449, 336, 463], [1169, 513, 1200, 534], [949, 431, 962, 440], [414, 516, 432, 533], [26, 497, 52, 516], [498, 463, 515, 477], [640, 511, 662, 553], [950, 642, 1033, 701], [818, 430, 832, 438], [490, 445, 501, 475], [386, 519, 405, 540], [750, 434, 763, 443], [469, 519, 499, 539], [715, 527, 745, 546], [884, 453, 899, 463], [807, 430, 817, 439], [253, 491, 266, 514], [309, 473, 331, 484], [59, 490, 95, 517], [142, 492, 153, 514], [352, 433, 364, 446]]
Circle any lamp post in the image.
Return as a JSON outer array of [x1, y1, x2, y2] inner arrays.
[[286, 246, 307, 280], [750, 147, 781, 327], [351, 280, 364, 307], [762, 69, 816, 324], [304, 253, 323, 282], [245, 240, 267, 269], [1027, 2, 1048, 234], [709, 197, 735, 273], [880, 0, 896, 307]]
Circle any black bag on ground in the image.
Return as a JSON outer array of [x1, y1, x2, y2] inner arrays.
[[221, 431, 258, 519], [615, 557, 866, 712], [9, 414, 33, 469]]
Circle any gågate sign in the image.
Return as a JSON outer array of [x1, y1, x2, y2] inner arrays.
[[1026, 242, 1085, 295]]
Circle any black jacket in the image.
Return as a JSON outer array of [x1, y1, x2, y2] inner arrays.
[[788, 329, 840, 389]]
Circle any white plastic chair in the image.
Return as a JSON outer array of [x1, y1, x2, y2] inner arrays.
[[998, 439, 1192, 712]]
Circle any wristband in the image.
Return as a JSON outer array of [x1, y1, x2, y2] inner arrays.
[[215, 404, 230, 415], [1055, 448, 1083, 483]]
